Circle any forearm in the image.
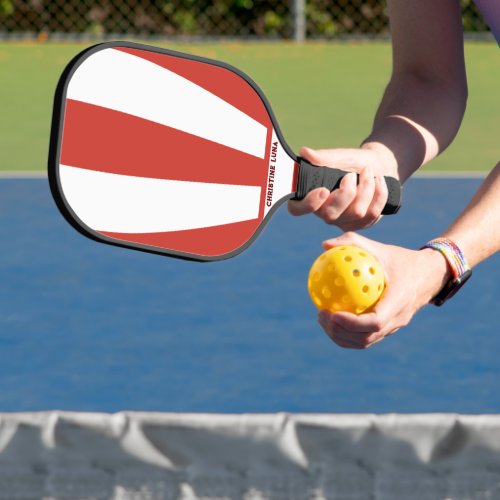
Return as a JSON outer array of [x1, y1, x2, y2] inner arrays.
[[363, 73, 467, 182], [418, 162, 500, 303], [361, 0, 467, 183], [441, 162, 500, 267]]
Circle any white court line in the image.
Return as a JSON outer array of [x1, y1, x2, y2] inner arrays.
[[0, 170, 489, 179], [0, 170, 488, 179], [414, 170, 487, 178], [0, 171, 47, 178]]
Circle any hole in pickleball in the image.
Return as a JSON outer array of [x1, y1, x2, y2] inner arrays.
[[334, 277, 344, 286], [369, 267, 375, 275], [333, 303, 342, 311], [342, 295, 351, 304], [313, 294, 322, 307], [313, 271, 321, 282], [378, 284, 382, 291], [344, 256, 352, 262], [356, 306, 366, 314], [352, 269, 360, 277], [359, 252, 367, 257], [362, 285, 369, 293], [322, 286, 332, 299]]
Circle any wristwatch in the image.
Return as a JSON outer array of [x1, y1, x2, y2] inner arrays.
[[421, 238, 472, 306]]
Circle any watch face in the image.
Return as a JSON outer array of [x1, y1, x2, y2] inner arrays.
[[432, 269, 472, 306]]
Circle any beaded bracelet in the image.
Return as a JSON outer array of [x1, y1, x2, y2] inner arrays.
[[421, 238, 470, 278], [420, 238, 472, 306]]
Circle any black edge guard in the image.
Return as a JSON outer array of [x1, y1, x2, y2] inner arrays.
[[293, 158, 402, 215]]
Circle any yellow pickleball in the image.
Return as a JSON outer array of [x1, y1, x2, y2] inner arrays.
[[308, 245, 385, 314]]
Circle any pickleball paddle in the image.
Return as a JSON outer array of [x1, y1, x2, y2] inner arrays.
[[48, 41, 401, 261]]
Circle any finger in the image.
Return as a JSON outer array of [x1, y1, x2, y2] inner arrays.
[[331, 337, 365, 349], [339, 213, 383, 232], [328, 170, 391, 231], [330, 311, 385, 335], [319, 311, 372, 348], [341, 165, 376, 221], [331, 317, 390, 349], [360, 328, 398, 348], [288, 188, 330, 216], [363, 174, 389, 224], [322, 326, 365, 349], [317, 310, 333, 330], [331, 288, 403, 339], [319, 310, 390, 349], [385, 328, 400, 337], [315, 172, 357, 224], [367, 288, 411, 336], [364, 335, 386, 348], [331, 323, 371, 348], [329, 327, 380, 349]]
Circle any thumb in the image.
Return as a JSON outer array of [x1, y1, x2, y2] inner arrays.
[[299, 147, 366, 170], [298, 146, 323, 165], [322, 231, 369, 250], [321, 233, 388, 272]]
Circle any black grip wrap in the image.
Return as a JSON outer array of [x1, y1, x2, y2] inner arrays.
[[293, 158, 402, 215], [382, 175, 402, 215]]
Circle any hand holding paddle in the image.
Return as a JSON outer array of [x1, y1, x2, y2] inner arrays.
[[290, 146, 400, 231]]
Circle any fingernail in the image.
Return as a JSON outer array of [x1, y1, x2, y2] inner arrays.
[[318, 310, 329, 324], [300, 146, 313, 157], [318, 189, 329, 201], [330, 315, 343, 328]]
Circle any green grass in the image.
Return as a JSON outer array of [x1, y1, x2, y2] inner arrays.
[[0, 40, 497, 172]]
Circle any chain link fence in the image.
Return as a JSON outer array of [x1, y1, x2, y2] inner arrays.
[[0, 0, 491, 40]]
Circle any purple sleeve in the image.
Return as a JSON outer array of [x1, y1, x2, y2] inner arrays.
[[473, 0, 500, 45]]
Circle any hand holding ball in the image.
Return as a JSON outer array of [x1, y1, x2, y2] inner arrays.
[[308, 245, 385, 314]]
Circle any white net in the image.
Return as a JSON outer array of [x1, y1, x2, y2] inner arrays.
[[0, 412, 500, 499]]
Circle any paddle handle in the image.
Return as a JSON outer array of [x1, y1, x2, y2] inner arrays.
[[293, 158, 402, 215]]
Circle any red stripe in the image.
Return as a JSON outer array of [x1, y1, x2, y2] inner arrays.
[[292, 161, 299, 193], [100, 219, 261, 258], [116, 47, 272, 128], [60, 100, 267, 186]]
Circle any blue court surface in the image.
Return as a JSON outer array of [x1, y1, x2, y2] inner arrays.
[[0, 176, 498, 413]]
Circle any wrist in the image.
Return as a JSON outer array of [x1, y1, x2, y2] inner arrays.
[[361, 141, 399, 178], [418, 248, 452, 306], [417, 248, 453, 303]]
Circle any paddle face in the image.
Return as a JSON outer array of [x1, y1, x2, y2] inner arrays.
[[49, 41, 298, 261]]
